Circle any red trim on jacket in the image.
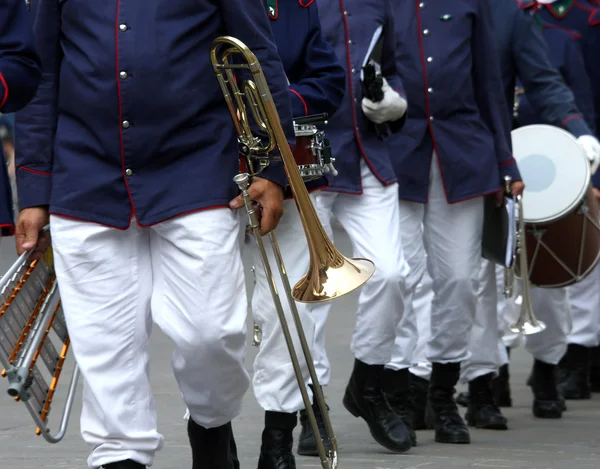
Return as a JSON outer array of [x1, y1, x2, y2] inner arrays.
[[0, 73, 8, 109], [20, 166, 52, 177], [290, 89, 309, 116]]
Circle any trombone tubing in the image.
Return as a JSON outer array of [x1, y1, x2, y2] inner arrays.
[[234, 174, 337, 469]]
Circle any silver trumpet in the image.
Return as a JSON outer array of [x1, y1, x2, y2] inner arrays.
[[503, 177, 546, 335]]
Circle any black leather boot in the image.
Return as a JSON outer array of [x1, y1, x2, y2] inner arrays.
[[409, 373, 431, 430], [103, 461, 145, 469], [557, 344, 592, 399], [492, 363, 512, 407], [591, 345, 600, 392], [188, 418, 237, 469], [425, 362, 470, 444], [297, 385, 332, 457], [258, 411, 296, 469], [465, 373, 508, 430], [528, 359, 563, 419], [343, 359, 412, 452], [382, 368, 416, 446]]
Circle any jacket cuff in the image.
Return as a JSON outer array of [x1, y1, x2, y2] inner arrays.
[[499, 157, 522, 183], [562, 115, 590, 139], [0, 73, 8, 109], [592, 171, 600, 188], [259, 161, 288, 190], [289, 89, 308, 117], [16, 165, 52, 209]]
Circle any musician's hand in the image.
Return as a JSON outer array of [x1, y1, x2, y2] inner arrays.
[[15, 207, 50, 260], [593, 187, 600, 201], [361, 78, 407, 124], [495, 180, 525, 206], [577, 135, 600, 173], [229, 177, 284, 236]]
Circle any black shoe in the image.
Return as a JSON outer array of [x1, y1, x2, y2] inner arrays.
[[425, 362, 470, 444], [188, 418, 237, 469], [557, 344, 592, 400], [382, 368, 417, 446], [103, 461, 145, 469], [491, 363, 512, 407], [591, 345, 600, 392], [409, 373, 431, 430], [528, 359, 563, 419], [456, 391, 469, 408], [258, 411, 296, 469], [342, 359, 412, 453], [465, 374, 508, 430], [297, 385, 332, 457]]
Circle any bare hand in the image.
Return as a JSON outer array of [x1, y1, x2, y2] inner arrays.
[[15, 207, 50, 260], [495, 180, 525, 206], [229, 177, 284, 236], [593, 187, 600, 201]]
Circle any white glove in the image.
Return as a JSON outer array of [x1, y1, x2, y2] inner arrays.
[[361, 77, 408, 124], [577, 135, 600, 174]]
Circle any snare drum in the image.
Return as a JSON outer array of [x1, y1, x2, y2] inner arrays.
[[293, 114, 336, 182], [512, 124, 600, 287]]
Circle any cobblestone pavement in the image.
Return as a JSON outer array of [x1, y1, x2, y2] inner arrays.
[[0, 230, 599, 469]]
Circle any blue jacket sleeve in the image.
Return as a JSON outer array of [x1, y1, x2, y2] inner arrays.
[[562, 36, 595, 135], [14, 0, 60, 210], [0, 0, 41, 114], [287, 1, 346, 118], [218, 0, 294, 189], [512, 11, 590, 138], [472, 0, 521, 183]]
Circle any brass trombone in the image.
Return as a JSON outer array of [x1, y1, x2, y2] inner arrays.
[[503, 177, 546, 335], [210, 36, 376, 468]]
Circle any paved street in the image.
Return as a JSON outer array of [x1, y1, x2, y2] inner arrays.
[[0, 228, 599, 469]]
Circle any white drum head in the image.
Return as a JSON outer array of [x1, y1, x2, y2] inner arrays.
[[511, 124, 590, 224]]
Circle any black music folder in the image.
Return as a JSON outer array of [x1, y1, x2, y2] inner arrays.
[[481, 194, 516, 268]]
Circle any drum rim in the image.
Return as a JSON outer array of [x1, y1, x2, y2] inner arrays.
[[511, 124, 590, 224]]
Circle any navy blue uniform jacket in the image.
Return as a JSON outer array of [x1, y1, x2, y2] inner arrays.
[[316, 0, 405, 194], [269, 0, 345, 194], [494, 0, 591, 139], [516, 24, 595, 133], [391, 0, 520, 204], [0, 0, 41, 235], [15, 0, 296, 229], [519, 0, 600, 138]]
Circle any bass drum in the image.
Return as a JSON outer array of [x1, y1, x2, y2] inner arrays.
[[512, 124, 600, 287]]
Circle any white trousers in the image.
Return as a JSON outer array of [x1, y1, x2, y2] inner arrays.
[[566, 262, 600, 347], [50, 210, 249, 469], [388, 155, 483, 370], [309, 160, 409, 381], [244, 196, 317, 413]]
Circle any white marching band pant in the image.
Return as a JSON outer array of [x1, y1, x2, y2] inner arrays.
[[50, 210, 250, 469], [565, 262, 600, 348], [309, 159, 410, 382], [388, 154, 483, 372], [243, 195, 318, 413]]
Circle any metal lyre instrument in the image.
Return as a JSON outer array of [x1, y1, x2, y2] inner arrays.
[[502, 177, 546, 335], [210, 36, 376, 469], [0, 226, 79, 443]]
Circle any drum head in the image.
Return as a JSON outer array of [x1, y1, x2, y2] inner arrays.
[[511, 124, 590, 224]]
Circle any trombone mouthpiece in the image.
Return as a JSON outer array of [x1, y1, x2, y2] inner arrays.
[[233, 173, 251, 190]]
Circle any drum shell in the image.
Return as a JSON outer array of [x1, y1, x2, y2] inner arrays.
[[516, 185, 600, 287]]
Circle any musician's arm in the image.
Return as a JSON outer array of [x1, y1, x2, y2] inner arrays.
[[14, 0, 61, 210], [471, 0, 521, 183], [0, 0, 41, 114], [562, 36, 596, 134], [218, 0, 294, 188], [512, 11, 590, 138], [287, 1, 346, 117]]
